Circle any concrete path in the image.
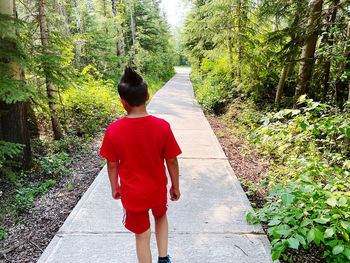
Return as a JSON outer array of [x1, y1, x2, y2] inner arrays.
[[38, 68, 274, 262]]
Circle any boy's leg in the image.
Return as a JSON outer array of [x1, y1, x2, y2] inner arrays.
[[154, 213, 168, 257], [135, 228, 152, 263]]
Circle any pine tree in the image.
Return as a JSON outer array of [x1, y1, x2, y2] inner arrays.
[[294, 0, 324, 106], [0, 0, 32, 168], [38, 0, 63, 140]]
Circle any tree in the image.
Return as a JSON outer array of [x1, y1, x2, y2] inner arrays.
[[0, 0, 32, 168], [321, 0, 339, 101], [129, 0, 136, 58], [348, 21, 350, 102], [111, 0, 126, 58], [294, 0, 324, 105], [38, 0, 63, 140]]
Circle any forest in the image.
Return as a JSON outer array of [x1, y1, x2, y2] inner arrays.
[[0, 0, 178, 260], [183, 0, 349, 262], [1, 0, 350, 262]]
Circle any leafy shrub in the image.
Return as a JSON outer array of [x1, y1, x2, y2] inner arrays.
[[37, 152, 72, 177], [250, 96, 350, 166], [248, 97, 350, 262], [249, 159, 350, 262], [0, 141, 24, 183], [14, 179, 56, 214], [192, 56, 235, 114], [59, 66, 123, 135]]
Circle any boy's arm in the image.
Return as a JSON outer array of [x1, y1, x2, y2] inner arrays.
[[107, 161, 121, 200], [165, 157, 180, 201]]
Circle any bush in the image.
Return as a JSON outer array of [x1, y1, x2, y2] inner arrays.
[[248, 97, 350, 262], [249, 159, 350, 262], [59, 66, 123, 135], [192, 56, 234, 114], [0, 141, 24, 184], [37, 152, 72, 177]]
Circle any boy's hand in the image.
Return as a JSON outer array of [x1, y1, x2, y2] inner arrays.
[[170, 186, 180, 201], [112, 184, 121, 200]]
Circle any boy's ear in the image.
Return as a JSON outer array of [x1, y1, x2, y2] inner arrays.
[[146, 93, 150, 101], [120, 97, 129, 109]]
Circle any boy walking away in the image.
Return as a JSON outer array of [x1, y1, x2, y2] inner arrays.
[[100, 67, 182, 263]]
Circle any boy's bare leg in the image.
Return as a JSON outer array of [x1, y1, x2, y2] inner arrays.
[[135, 228, 152, 263], [155, 214, 168, 257]]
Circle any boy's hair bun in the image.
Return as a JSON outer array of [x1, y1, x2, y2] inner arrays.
[[120, 67, 144, 85], [118, 67, 148, 107]]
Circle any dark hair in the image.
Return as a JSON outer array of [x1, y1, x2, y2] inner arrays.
[[117, 67, 148, 107]]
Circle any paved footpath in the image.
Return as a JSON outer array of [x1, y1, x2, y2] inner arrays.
[[38, 68, 275, 262]]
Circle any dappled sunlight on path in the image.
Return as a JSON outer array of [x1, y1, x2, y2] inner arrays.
[[38, 68, 275, 263]]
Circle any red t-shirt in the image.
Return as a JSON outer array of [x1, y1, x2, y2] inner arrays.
[[100, 115, 182, 211]]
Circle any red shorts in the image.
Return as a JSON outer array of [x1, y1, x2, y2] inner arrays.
[[123, 202, 168, 234]]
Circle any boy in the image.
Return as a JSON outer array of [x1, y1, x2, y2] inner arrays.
[[100, 67, 181, 263]]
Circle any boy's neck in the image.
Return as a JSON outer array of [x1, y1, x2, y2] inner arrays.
[[126, 104, 149, 118]]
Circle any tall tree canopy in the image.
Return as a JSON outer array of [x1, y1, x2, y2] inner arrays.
[[183, 0, 350, 110], [0, 0, 176, 177]]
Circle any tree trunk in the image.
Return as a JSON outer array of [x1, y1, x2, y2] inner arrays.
[[322, 0, 338, 102], [57, 0, 71, 36], [129, 0, 136, 58], [0, 0, 32, 168], [111, 0, 125, 58], [335, 20, 350, 106], [275, 65, 290, 110], [294, 0, 323, 106], [236, 0, 242, 84], [73, 0, 82, 64], [38, 0, 63, 140], [26, 101, 40, 138], [345, 21, 350, 102]]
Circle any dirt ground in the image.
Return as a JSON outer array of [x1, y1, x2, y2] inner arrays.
[[0, 136, 104, 263], [206, 114, 326, 263]]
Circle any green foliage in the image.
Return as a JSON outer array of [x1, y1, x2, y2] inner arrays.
[[59, 66, 123, 135], [0, 225, 6, 241], [251, 160, 350, 262], [13, 179, 56, 214], [191, 56, 235, 114], [247, 98, 350, 262], [0, 14, 35, 104], [250, 97, 350, 165], [37, 152, 72, 177], [0, 141, 24, 183]]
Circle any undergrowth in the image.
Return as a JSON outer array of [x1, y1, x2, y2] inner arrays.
[[196, 83, 350, 262]]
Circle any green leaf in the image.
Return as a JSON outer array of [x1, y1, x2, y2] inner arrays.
[[301, 220, 311, 227], [271, 250, 281, 261], [314, 217, 330, 224], [325, 196, 337, 207], [268, 219, 281, 226], [307, 229, 315, 244], [344, 248, 350, 260], [295, 234, 306, 245], [276, 229, 293, 236], [281, 193, 294, 206], [346, 128, 350, 139], [300, 122, 307, 130], [287, 237, 299, 249], [341, 221, 350, 231], [332, 244, 344, 255], [314, 228, 324, 245], [298, 94, 307, 103], [324, 228, 334, 238]]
